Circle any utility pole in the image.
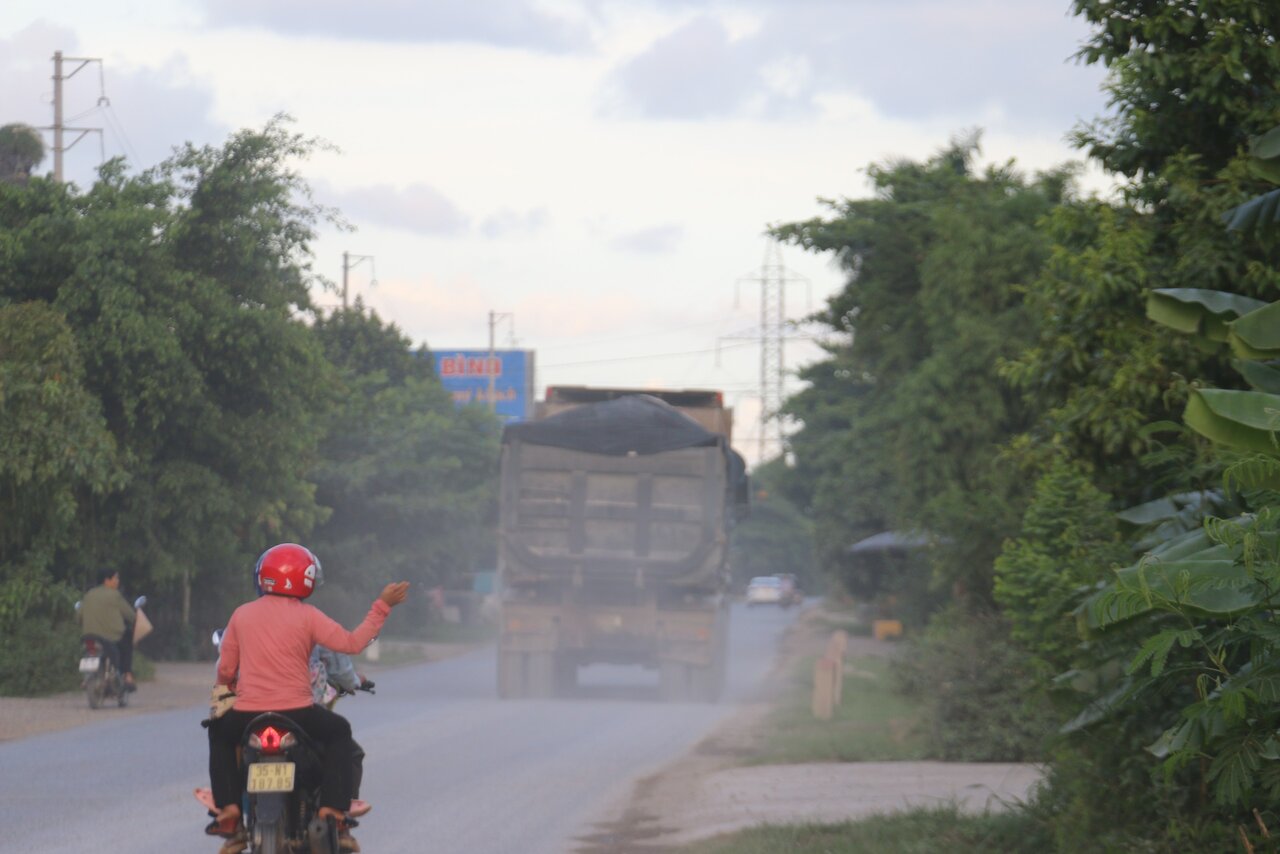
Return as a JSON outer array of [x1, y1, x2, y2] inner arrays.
[[46, 50, 105, 182], [341, 251, 376, 309], [488, 311, 514, 412]]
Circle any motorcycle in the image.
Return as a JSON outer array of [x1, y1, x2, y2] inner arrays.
[[196, 631, 374, 853], [78, 595, 147, 709], [78, 636, 128, 709]]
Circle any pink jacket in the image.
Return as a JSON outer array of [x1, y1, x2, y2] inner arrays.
[[217, 595, 390, 712]]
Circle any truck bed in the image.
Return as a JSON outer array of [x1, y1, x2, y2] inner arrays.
[[500, 440, 728, 590]]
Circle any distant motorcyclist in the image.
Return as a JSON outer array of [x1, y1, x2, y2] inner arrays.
[[77, 568, 137, 691], [205, 543, 409, 851]]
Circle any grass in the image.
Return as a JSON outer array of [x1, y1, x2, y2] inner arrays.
[[809, 611, 875, 638], [679, 806, 1051, 854], [667, 605, 1048, 854], [133, 651, 157, 682], [746, 652, 928, 765]]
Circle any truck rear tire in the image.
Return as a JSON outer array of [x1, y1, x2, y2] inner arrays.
[[498, 651, 522, 699], [498, 650, 557, 699], [554, 656, 577, 695], [661, 660, 721, 703], [659, 660, 688, 702]]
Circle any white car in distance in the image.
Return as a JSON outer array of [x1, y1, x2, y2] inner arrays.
[[746, 575, 785, 607]]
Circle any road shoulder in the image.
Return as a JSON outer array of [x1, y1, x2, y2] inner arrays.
[[574, 605, 1043, 852]]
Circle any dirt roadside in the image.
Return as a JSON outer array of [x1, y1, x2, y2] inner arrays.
[[573, 608, 1044, 852], [0, 641, 477, 743]]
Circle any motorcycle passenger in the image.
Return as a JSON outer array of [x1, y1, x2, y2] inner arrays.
[[205, 543, 409, 850], [310, 646, 374, 801], [77, 568, 137, 691]]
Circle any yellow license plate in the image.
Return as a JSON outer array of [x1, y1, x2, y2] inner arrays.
[[247, 762, 295, 793]]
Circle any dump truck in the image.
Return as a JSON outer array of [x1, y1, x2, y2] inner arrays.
[[496, 387, 746, 701]]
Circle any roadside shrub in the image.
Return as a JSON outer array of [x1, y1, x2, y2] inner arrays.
[[993, 460, 1127, 672], [1036, 728, 1241, 854], [894, 606, 1054, 761], [0, 615, 82, 696]]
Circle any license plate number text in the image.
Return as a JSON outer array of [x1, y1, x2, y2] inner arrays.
[[247, 762, 295, 793]]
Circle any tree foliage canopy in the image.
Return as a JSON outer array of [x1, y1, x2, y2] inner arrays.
[[0, 119, 496, 676], [772, 139, 1072, 610]]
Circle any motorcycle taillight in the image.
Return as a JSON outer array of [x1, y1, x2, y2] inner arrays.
[[248, 725, 296, 755], [83, 639, 100, 654]]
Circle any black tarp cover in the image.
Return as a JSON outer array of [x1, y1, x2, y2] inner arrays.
[[503, 394, 724, 455], [503, 394, 748, 500]]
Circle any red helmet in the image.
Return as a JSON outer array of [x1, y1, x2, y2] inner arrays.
[[254, 543, 322, 599]]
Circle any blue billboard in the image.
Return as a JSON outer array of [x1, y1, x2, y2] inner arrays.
[[432, 349, 535, 423]]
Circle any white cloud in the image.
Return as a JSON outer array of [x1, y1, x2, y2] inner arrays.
[[480, 207, 551, 238], [610, 224, 685, 254], [601, 1, 1105, 132], [605, 16, 771, 119], [200, 0, 588, 51], [318, 180, 469, 236]]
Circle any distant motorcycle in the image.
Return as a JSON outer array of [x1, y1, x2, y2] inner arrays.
[[78, 595, 147, 709], [78, 635, 128, 709]]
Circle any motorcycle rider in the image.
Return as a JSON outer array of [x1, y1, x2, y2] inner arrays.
[[77, 568, 137, 691], [206, 543, 409, 850]]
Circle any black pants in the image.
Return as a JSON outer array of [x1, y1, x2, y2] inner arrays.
[[351, 740, 365, 799], [208, 705, 353, 813]]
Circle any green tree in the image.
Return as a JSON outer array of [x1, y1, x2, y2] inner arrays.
[[0, 123, 44, 184], [774, 139, 1072, 611], [993, 459, 1128, 671], [0, 302, 121, 693], [997, 3, 1280, 845], [0, 119, 337, 651], [307, 303, 498, 628]]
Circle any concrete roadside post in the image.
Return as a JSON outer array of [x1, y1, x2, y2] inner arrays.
[[812, 656, 836, 720], [825, 630, 847, 706]]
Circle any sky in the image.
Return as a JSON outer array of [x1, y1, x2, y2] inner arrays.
[[0, 0, 1111, 465]]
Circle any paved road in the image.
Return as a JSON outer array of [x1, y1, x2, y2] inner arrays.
[[0, 602, 800, 854]]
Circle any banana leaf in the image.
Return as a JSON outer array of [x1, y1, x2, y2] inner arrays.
[[1184, 388, 1280, 454], [1223, 188, 1280, 232], [1229, 301, 1280, 360], [1117, 491, 1223, 528], [1250, 125, 1280, 160], [1236, 360, 1280, 394], [1116, 496, 1180, 527], [1146, 289, 1267, 340]]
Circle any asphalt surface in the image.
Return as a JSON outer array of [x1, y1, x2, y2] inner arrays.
[[0, 602, 800, 854]]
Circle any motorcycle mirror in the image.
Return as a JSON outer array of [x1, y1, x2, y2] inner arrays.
[[133, 595, 148, 609], [211, 629, 223, 647]]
